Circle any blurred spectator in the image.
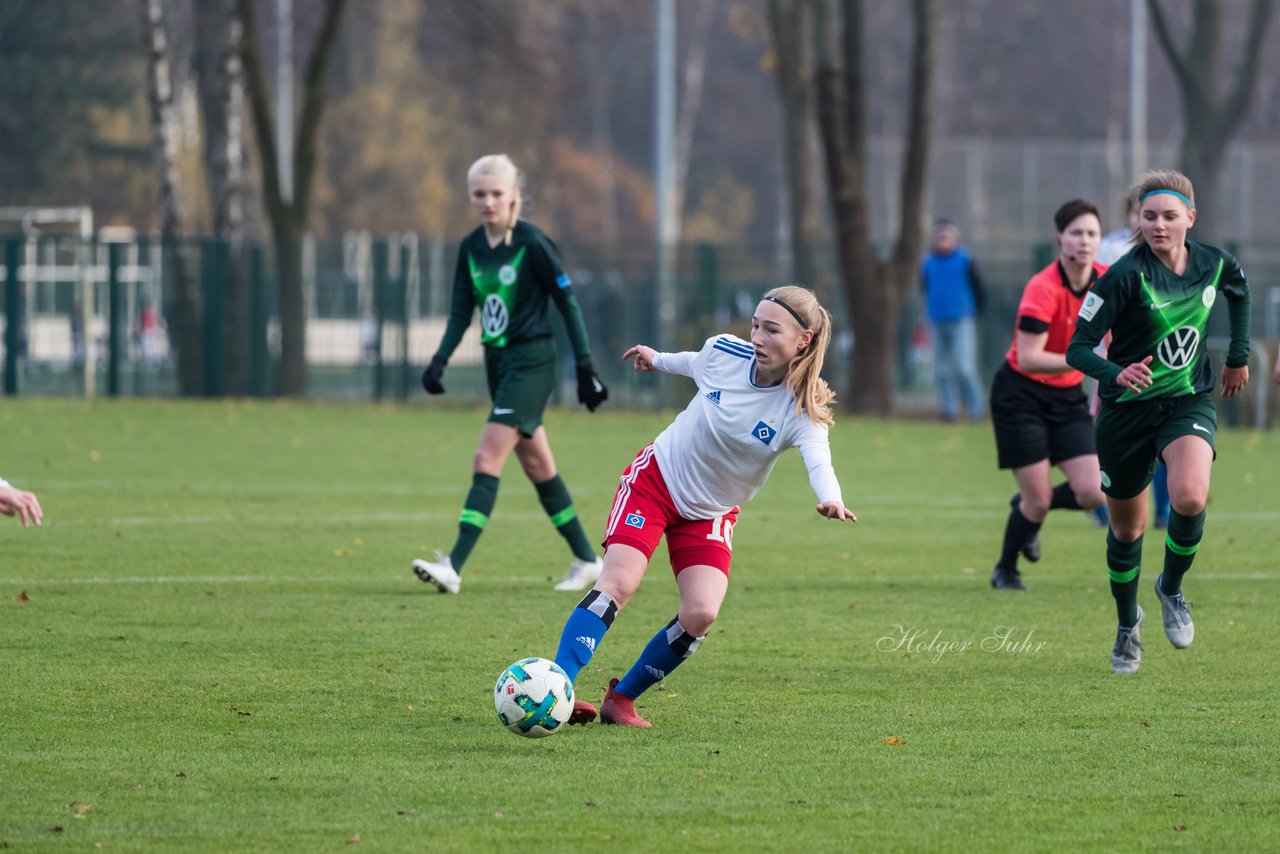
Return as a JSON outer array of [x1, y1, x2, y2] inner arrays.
[[921, 218, 985, 422]]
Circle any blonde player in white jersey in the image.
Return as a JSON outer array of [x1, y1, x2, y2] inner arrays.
[[549, 286, 856, 728]]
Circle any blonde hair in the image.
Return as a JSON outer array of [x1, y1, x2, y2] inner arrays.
[[467, 154, 523, 245], [763, 285, 837, 426], [1130, 169, 1195, 242]]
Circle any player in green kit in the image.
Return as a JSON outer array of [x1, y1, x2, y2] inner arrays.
[[1067, 170, 1250, 674], [413, 154, 608, 595]]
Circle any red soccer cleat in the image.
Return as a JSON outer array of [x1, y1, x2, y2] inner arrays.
[[569, 697, 598, 725], [599, 678, 652, 728]]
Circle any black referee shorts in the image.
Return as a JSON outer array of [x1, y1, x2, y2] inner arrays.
[[990, 361, 1096, 470]]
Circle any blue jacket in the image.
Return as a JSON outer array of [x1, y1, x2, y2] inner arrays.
[[922, 248, 984, 323]]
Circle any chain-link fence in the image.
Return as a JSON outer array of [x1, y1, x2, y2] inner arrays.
[[3, 231, 1277, 425]]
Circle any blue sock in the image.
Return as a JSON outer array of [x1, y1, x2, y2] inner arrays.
[[554, 590, 617, 683], [615, 617, 705, 699]]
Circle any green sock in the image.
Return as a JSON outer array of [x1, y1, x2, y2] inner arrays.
[[1106, 530, 1143, 628], [535, 475, 597, 562], [449, 473, 500, 572], [1161, 509, 1204, 596]]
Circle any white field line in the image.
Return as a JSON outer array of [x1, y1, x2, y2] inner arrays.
[[5, 572, 1272, 587], [43, 507, 1280, 527]]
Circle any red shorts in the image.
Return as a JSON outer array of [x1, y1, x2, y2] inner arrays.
[[603, 445, 739, 576]]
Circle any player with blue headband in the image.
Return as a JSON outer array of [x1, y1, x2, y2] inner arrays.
[[1066, 169, 1251, 675]]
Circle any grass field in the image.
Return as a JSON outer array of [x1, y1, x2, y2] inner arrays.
[[2, 397, 1277, 851]]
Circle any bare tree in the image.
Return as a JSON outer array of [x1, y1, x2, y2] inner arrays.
[[194, 0, 248, 394], [766, 0, 822, 299], [238, 0, 346, 397], [1148, 0, 1274, 237], [139, 0, 202, 396], [811, 0, 934, 415]]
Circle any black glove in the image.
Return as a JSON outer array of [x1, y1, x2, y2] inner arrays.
[[421, 356, 446, 395], [576, 364, 608, 412]]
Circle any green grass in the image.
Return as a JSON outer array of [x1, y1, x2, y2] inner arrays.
[[2, 398, 1277, 851]]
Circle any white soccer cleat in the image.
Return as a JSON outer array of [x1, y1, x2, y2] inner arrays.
[[412, 550, 460, 594], [1154, 575, 1194, 649], [554, 556, 603, 591], [1111, 606, 1144, 675]]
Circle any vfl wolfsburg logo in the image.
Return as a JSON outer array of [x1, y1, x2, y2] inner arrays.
[[498, 264, 518, 286], [1157, 326, 1199, 370], [481, 294, 510, 337]]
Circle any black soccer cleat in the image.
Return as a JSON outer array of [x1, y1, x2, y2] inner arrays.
[[990, 563, 1027, 591]]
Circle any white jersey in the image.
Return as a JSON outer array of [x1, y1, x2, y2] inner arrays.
[[650, 334, 844, 519]]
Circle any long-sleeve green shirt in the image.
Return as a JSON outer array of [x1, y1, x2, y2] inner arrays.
[[434, 220, 593, 367], [1066, 239, 1250, 404]]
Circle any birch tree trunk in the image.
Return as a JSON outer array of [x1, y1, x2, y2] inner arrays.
[[140, 0, 203, 396]]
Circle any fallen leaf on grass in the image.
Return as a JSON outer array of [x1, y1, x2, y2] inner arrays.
[[17, 590, 28, 602], [344, 833, 361, 844], [1141, 721, 1150, 729], [1173, 825, 1187, 832], [73, 804, 92, 820], [334, 548, 350, 557], [175, 771, 186, 778], [883, 736, 904, 745], [228, 706, 252, 716]]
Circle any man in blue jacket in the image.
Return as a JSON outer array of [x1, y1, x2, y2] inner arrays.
[[922, 219, 986, 422]]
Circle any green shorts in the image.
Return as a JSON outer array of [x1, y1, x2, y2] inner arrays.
[[484, 337, 558, 438], [1094, 392, 1217, 499]]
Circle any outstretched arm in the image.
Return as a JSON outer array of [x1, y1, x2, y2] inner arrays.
[[0, 483, 43, 528], [815, 500, 857, 522], [624, 345, 698, 377]]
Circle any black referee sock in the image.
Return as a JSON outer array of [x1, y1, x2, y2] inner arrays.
[[999, 505, 1041, 570], [1049, 482, 1081, 510]]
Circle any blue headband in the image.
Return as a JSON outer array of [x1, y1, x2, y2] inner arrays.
[[1140, 189, 1193, 207]]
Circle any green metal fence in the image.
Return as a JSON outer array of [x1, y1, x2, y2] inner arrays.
[[2, 232, 1277, 425]]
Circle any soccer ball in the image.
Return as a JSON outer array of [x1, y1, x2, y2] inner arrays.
[[493, 657, 574, 738]]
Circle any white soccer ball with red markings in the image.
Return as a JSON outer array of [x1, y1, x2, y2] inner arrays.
[[493, 657, 574, 738]]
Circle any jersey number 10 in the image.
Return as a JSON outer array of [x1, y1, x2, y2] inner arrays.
[[705, 514, 736, 550]]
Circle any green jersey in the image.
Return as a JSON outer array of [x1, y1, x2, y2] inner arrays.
[[435, 220, 593, 367], [1066, 239, 1250, 404]]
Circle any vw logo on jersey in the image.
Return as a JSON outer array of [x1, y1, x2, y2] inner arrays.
[[1202, 285, 1216, 308], [498, 264, 518, 286], [1157, 326, 1199, 370], [752, 420, 777, 445], [481, 294, 510, 337]]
